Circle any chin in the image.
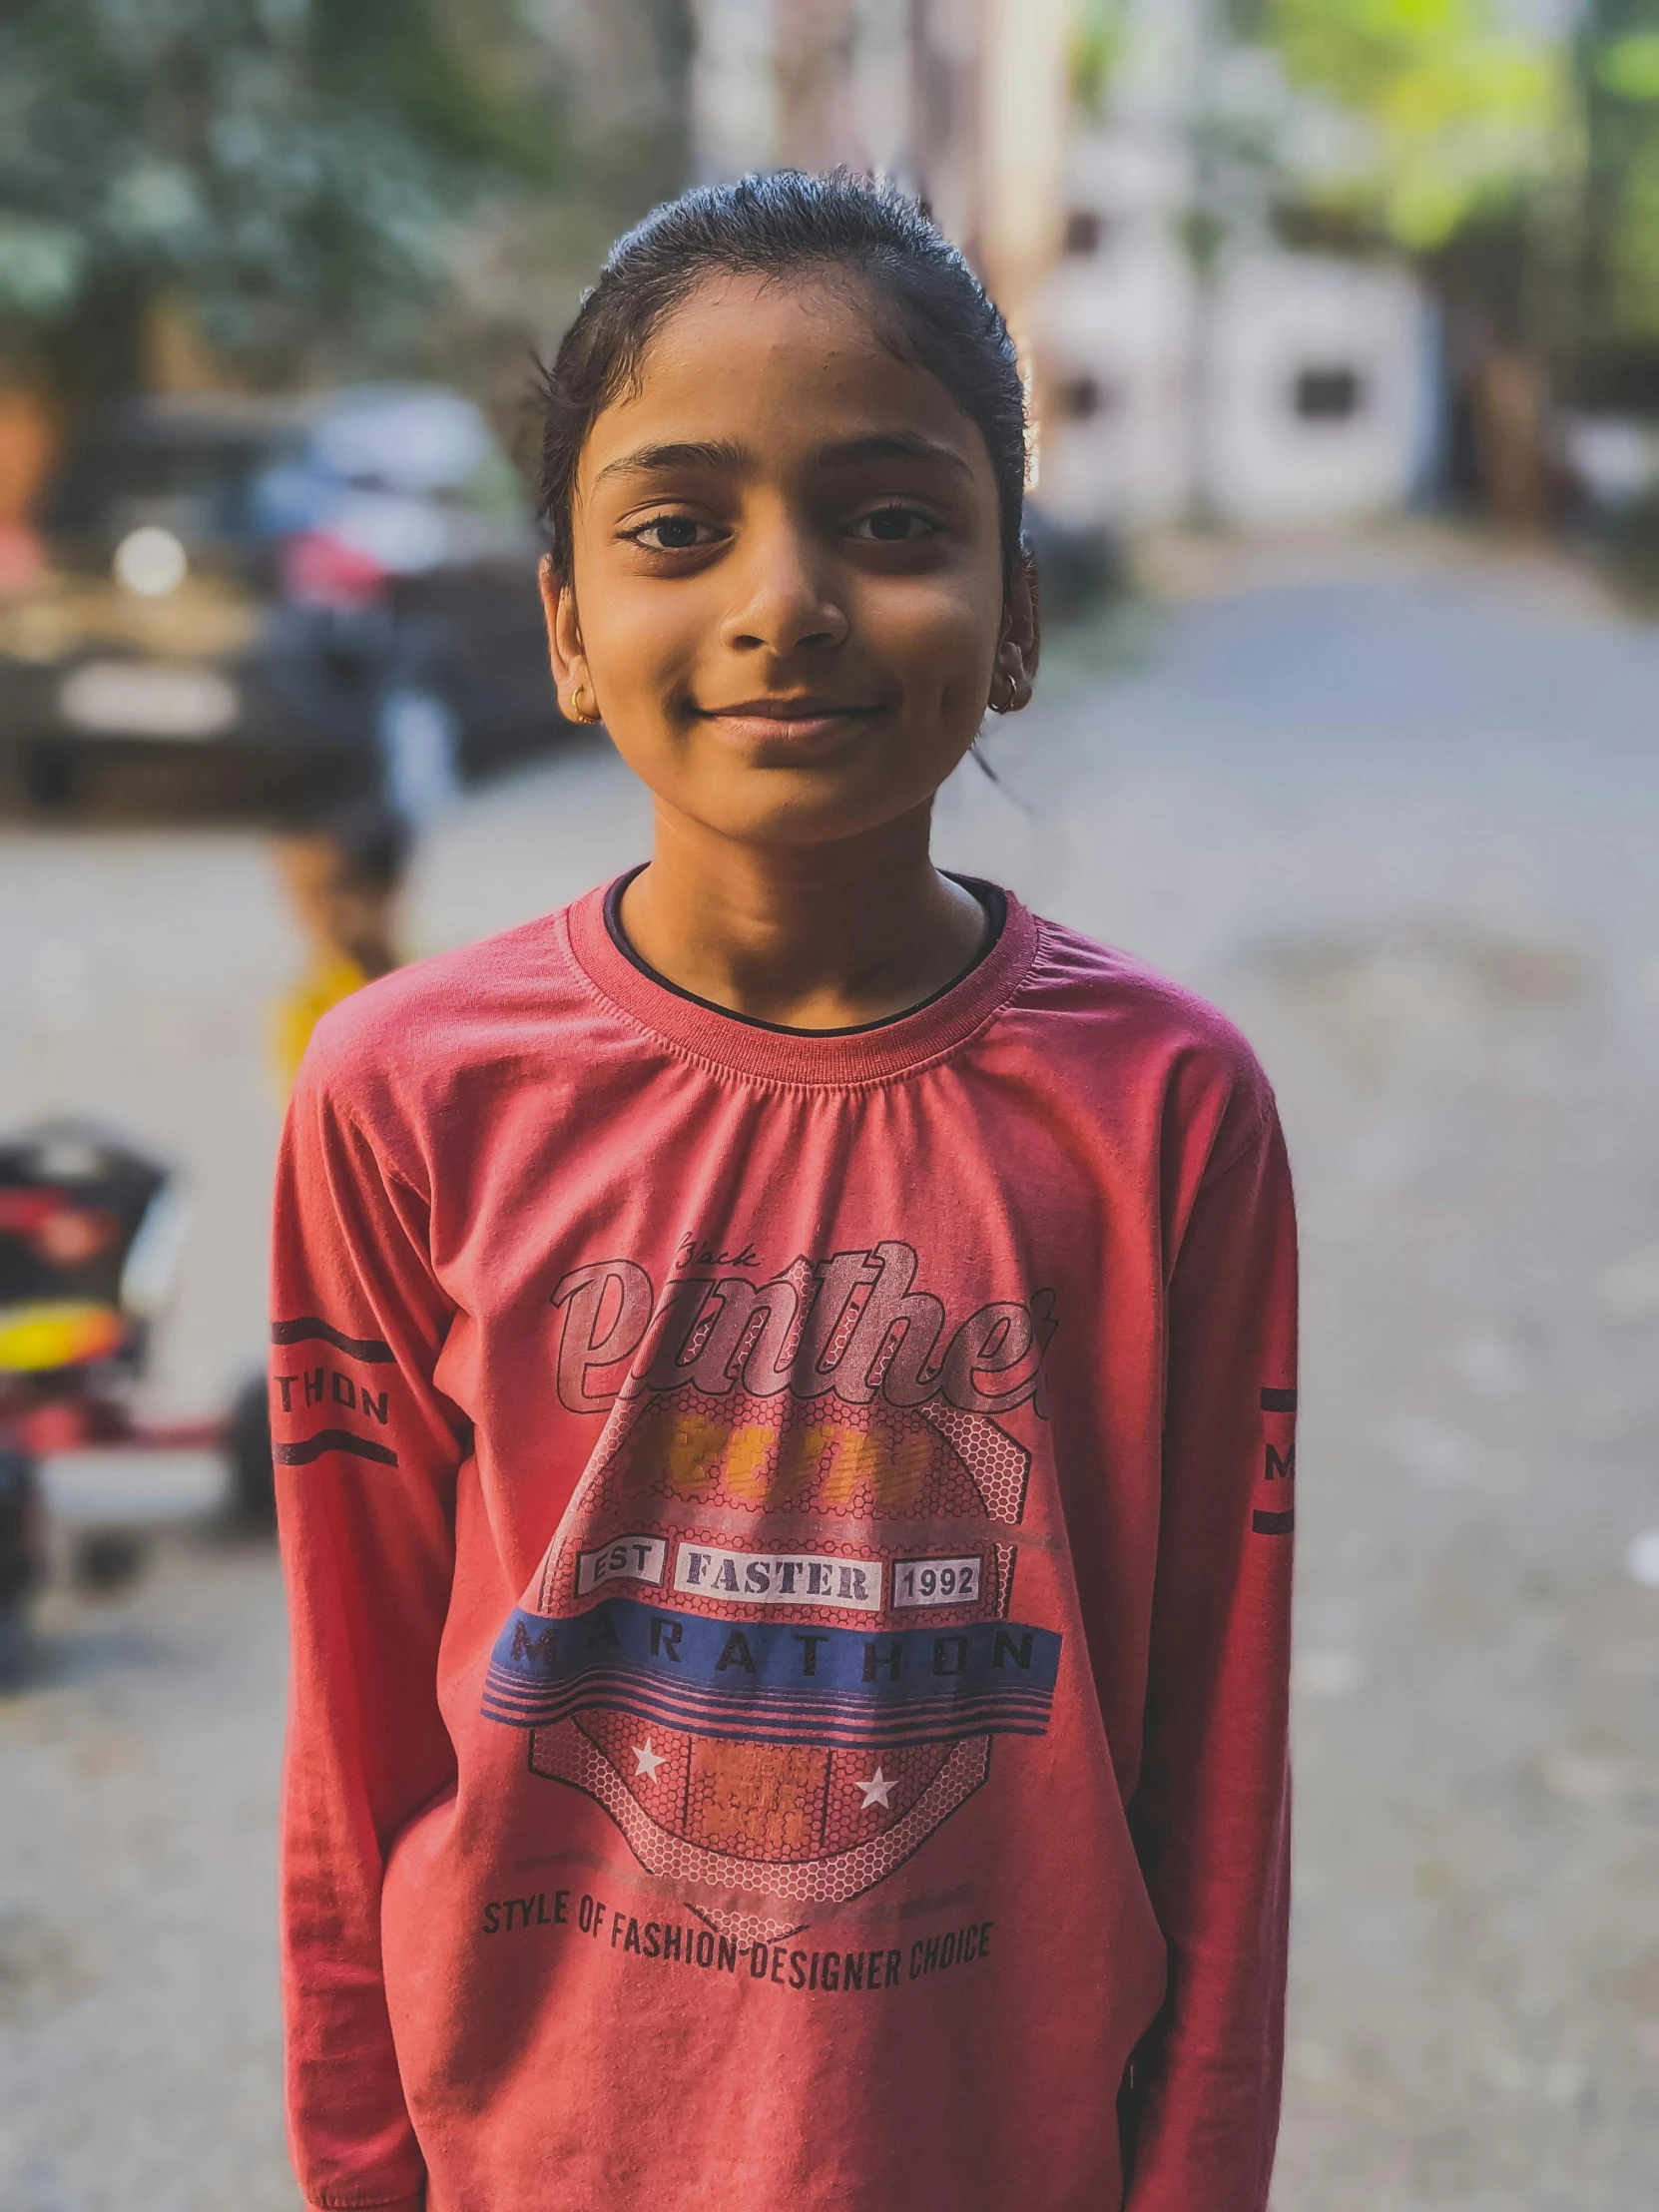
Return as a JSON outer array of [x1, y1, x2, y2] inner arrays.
[[708, 787, 926, 850]]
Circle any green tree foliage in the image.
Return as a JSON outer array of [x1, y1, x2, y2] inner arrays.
[[1265, 0, 1565, 252], [0, 0, 564, 394], [1581, 0, 1659, 352], [1265, 0, 1659, 375], [1071, 0, 1133, 121]]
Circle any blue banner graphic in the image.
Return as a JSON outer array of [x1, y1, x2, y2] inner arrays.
[[482, 1596, 1060, 1749]]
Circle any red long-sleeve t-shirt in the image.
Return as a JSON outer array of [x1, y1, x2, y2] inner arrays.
[[273, 877, 1297, 2212]]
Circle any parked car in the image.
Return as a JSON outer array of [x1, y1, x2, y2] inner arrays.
[[0, 385, 565, 816]]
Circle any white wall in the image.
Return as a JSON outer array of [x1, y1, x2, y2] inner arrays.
[[1034, 131, 1197, 527], [1206, 253, 1434, 527], [1036, 214, 1435, 530]]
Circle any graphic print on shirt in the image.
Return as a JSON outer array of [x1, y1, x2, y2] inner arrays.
[[480, 1240, 1061, 1949], [1254, 1385, 1297, 1535], [269, 1316, 399, 1465]]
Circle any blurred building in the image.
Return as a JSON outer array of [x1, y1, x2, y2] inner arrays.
[[690, 0, 1439, 533], [1033, 0, 1437, 531]]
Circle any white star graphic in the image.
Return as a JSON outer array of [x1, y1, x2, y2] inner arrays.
[[854, 1767, 895, 1810], [631, 1739, 665, 1782]]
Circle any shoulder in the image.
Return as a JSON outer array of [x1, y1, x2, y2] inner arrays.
[[1010, 909, 1277, 1174], [291, 902, 609, 1165], [1021, 912, 1266, 1077], [303, 909, 572, 1075]]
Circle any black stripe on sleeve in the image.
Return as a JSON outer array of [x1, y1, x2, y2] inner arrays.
[[1252, 1508, 1295, 1535], [274, 1429, 400, 1467], [272, 1317, 395, 1364], [1260, 1387, 1298, 1412]]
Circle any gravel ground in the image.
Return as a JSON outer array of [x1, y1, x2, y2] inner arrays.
[[2, 527, 1656, 2209]]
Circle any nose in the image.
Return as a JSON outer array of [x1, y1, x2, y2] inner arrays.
[[718, 510, 849, 659]]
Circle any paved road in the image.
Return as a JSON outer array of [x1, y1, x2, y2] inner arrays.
[[3, 531, 1656, 2210]]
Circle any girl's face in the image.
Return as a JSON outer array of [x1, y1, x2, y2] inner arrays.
[[544, 271, 1037, 850]]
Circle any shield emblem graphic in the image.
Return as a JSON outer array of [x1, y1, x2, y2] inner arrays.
[[483, 1382, 1058, 1949]]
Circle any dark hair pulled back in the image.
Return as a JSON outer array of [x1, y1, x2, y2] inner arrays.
[[537, 169, 1028, 585]]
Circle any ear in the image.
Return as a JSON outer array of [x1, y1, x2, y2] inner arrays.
[[989, 549, 1040, 715], [539, 554, 594, 722]]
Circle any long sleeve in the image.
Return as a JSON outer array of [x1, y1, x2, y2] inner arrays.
[[1124, 1106, 1298, 2211], [272, 1052, 466, 2211]]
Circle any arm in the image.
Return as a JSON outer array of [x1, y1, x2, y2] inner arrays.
[[1124, 1107, 1298, 2212], [272, 1053, 465, 2212]]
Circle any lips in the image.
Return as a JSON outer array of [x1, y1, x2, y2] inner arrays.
[[704, 698, 881, 720], [697, 698, 886, 748]]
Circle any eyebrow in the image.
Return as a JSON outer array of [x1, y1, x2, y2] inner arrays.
[[814, 432, 972, 475], [592, 438, 748, 486], [591, 430, 973, 487]]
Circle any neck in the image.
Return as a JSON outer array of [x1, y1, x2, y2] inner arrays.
[[618, 802, 988, 1030]]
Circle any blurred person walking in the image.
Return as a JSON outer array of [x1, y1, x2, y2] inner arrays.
[[269, 174, 1296, 2212]]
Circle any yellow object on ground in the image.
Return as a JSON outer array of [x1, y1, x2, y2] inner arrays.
[[0, 1301, 126, 1373]]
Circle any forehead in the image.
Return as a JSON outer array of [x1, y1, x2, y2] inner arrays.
[[578, 269, 995, 488]]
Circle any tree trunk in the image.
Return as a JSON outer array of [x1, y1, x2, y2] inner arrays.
[[1471, 346, 1551, 529]]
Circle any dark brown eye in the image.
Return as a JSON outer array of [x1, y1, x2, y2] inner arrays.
[[855, 506, 933, 543], [634, 515, 711, 550]]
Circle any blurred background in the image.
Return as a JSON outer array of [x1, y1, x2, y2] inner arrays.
[[2, 3, 1658, 2207]]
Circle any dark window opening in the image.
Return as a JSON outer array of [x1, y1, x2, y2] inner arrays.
[[1063, 209, 1108, 257], [1056, 375, 1116, 421], [1294, 365, 1366, 421]]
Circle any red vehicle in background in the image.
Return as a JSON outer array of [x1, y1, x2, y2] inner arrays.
[[0, 1120, 271, 1680]]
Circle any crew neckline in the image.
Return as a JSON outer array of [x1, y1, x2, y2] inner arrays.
[[601, 865, 1007, 1040], [565, 870, 1039, 1090]]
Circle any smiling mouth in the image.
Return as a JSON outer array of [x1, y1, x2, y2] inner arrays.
[[704, 698, 882, 719], [698, 698, 886, 743]]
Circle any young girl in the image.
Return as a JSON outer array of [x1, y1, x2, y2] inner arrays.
[[273, 172, 1296, 2212]]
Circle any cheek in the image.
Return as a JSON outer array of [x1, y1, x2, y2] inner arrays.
[[571, 557, 697, 705], [861, 573, 998, 702]]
